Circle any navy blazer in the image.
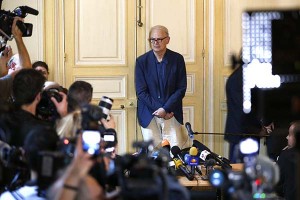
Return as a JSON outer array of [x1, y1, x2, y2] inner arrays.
[[135, 49, 187, 128]]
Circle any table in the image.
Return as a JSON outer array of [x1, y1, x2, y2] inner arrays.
[[178, 163, 243, 200], [178, 163, 243, 187]]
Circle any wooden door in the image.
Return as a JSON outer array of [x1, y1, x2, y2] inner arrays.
[[63, 0, 205, 153]]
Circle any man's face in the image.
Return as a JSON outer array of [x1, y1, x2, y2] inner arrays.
[[34, 66, 49, 80], [149, 29, 169, 54]]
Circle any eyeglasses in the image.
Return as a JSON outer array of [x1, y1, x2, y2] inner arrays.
[[148, 37, 168, 44]]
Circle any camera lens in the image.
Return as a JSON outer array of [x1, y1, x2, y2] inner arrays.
[[98, 96, 114, 119]]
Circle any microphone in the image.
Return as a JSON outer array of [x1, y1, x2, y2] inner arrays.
[[187, 147, 200, 175], [171, 146, 185, 163], [185, 122, 194, 139], [184, 153, 202, 176], [202, 159, 216, 180], [205, 159, 216, 167], [158, 139, 172, 163], [173, 157, 194, 181], [19, 6, 39, 16], [193, 140, 231, 169], [193, 140, 231, 164], [161, 139, 171, 152]]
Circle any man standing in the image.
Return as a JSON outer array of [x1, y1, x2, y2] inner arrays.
[[224, 64, 261, 163], [135, 25, 187, 148]]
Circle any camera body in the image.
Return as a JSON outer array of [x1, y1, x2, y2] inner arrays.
[[37, 88, 63, 122], [0, 141, 27, 169], [81, 103, 117, 154], [0, 141, 29, 192], [0, 5, 38, 42]]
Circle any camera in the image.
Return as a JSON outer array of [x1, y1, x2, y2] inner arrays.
[[0, 140, 26, 169], [208, 138, 281, 200], [0, 5, 38, 43], [114, 140, 189, 200], [36, 88, 63, 122], [98, 96, 114, 120], [80, 104, 118, 153], [0, 141, 29, 192], [36, 151, 66, 192]]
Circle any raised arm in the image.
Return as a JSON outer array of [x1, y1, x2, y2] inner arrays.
[[11, 17, 31, 71]]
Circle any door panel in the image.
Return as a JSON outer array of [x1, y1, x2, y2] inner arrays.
[[64, 0, 136, 153]]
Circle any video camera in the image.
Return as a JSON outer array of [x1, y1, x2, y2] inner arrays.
[[115, 140, 189, 200], [0, 140, 29, 192], [0, 2, 38, 41], [208, 138, 281, 200]]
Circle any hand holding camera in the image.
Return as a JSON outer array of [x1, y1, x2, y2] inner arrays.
[[51, 91, 68, 118], [100, 114, 116, 129]]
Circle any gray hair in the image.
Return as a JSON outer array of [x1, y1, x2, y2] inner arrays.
[[149, 25, 169, 38]]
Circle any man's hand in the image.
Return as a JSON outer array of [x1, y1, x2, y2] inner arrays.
[[164, 112, 174, 120], [100, 114, 116, 129], [51, 92, 68, 118], [10, 17, 32, 71], [152, 107, 166, 118], [12, 17, 24, 40]]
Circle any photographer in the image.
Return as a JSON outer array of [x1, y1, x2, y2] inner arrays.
[[0, 68, 67, 146], [48, 109, 116, 199], [0, 17, 31, 105], [0, 125, 59, 199], [275, 120, 299, 200], [48, 134, 105, 200]]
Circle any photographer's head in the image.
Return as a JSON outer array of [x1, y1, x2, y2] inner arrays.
[[32, 61, 49, 80], [13, 68, 46, 110], [68, 80, 93, 113], [287, 120, 300, 148]]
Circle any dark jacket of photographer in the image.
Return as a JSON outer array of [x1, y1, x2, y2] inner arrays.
[[275, 147, 297, 200], [0, 109, 51, 147]]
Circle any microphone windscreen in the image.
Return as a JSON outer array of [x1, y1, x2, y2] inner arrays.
[[161, 139, 170, 148], [189, 147, 198, 156], [171, 146, 181, 157], [185, 122, 191, 129], [184, 154, 190, 164]]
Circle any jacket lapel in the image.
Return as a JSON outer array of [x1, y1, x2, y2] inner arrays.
[[149, 52, 159, 88]]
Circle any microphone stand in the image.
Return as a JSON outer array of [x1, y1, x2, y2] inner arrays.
[[192, 131, 270, 138]]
